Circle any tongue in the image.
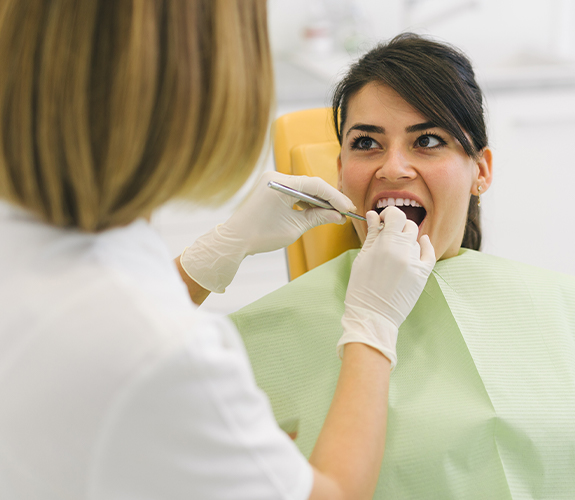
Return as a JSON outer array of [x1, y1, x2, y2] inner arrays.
[[375, 206, 426, 226]]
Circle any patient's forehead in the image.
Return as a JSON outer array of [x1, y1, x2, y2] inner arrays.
[[343, 83, 429, 134]]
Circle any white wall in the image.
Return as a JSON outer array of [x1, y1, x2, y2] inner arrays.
[[269, 0, 575, 68], [481, 87, 575, 275]]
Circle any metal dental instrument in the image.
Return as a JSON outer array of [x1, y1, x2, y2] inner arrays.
[[268, 180, 366, 221]]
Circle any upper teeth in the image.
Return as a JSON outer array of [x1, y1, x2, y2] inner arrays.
[[376, 198, 422, 209]]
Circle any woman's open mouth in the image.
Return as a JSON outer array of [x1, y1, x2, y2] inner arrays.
[[373, 198, 427, 226]]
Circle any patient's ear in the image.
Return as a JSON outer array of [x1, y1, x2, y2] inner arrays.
[[337, 155, 343, 191], [474, 147, 493, 194]]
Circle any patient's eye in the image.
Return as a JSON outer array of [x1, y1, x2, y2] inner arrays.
[[351, 135, 378, 150], [415, 133, 446, 149]]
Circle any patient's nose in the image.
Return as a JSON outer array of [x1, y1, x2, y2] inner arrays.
[[374, 148, 415, 182]]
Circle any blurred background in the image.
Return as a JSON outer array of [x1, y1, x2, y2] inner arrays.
[[152, 0, 575, 314]]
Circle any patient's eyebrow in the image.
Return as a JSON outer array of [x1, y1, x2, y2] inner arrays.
[[345, 121, 438, 138], [345, 123, 385, 138], [405, 121, 437, 133]]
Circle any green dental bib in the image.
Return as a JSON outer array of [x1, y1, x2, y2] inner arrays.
[[230, 249, 575, 499]]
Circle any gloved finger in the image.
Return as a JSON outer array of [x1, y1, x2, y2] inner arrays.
[[380, 206, 407, 233], [362, 210, 381, 251], [419, 234, 436, 266], [409, 240, 422, 261], [294, 201, 342, 217], [292, 175, 356, 214], [301, 207, 347, 227], [402, 219, 419, 239], [293, 201, 320, 211]]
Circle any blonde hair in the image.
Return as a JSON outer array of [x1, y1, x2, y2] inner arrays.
[[0, 0, 273, 231]]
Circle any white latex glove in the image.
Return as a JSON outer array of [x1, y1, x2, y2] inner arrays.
[[337, 207, 436, 370], [180, 171, 355, 293]]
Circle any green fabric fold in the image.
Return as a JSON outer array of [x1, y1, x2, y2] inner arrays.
[[230, 249, 575, 499]]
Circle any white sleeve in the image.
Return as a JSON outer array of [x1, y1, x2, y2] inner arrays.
[[88, 312, 313, 500]]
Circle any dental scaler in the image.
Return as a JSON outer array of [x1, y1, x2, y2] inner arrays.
[[267, 181, 366, 221]]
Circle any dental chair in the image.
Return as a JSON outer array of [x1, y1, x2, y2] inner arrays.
[[273, 108, 361, 280]]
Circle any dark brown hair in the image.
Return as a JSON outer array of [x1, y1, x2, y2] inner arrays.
[[0, 0, 272, 231], [332, 33, 486, 250]]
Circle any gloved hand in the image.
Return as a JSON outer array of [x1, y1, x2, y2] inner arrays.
[[180, 171, 355, 293], [337, 207, 436, 370]]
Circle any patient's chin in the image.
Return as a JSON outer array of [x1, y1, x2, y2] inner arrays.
[[351, 218, 368, 245]]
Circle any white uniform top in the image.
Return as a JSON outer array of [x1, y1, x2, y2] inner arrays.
[[0, 202, 313, 500]]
